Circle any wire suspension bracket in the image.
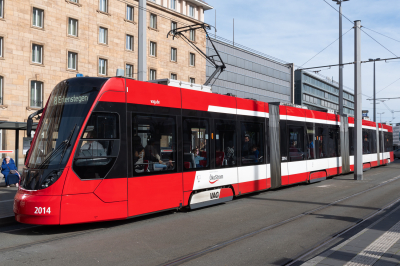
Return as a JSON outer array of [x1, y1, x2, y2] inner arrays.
[[167, 23, 226, 86]]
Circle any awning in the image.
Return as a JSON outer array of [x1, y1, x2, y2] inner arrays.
[[0, 121, 38, 131]]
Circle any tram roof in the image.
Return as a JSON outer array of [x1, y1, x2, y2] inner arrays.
[[0, 121, 38, 131]]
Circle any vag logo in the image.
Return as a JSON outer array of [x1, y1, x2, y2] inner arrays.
[[150, 100, 160, 105], [210, 192, 220, 199]]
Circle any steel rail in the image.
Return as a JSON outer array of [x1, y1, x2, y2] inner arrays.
[[161, 174, 400, 266]]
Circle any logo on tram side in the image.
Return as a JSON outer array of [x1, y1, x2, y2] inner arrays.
[[209, 174, 223, 184], [150, 100, 160, 105], [210, 191, 220, 199]]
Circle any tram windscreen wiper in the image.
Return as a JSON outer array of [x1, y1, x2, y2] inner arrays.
[[59, 124, 77, 163], [36, 125, 77, 169]]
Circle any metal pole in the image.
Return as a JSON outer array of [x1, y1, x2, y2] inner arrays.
[[339, 2, 344, 116], [354, 20, 362, 181], [215, 10, 216, 36], [15, 130, 19, 171], [138, 0, 147, 81], [373, 61, 376, 122]]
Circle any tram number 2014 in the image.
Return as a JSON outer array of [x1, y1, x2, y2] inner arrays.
[[34, 207, 51, 214]]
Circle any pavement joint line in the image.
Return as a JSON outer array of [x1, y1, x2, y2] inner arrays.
[[291, 198, 400, 266], [162, 175, 400, 266], [344, 220, 400, 266], [0, 199, 14, 203]]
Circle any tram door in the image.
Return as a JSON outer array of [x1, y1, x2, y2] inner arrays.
[[269, 104, 282, 189]]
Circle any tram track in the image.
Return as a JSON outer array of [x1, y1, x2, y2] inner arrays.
[[161, 175, 400, 266], [1, 174, 400, 260]]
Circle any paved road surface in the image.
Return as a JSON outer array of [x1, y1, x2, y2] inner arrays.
[[1, 161, 400, 266]]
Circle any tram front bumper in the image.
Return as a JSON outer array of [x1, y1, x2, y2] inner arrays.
[[14, 191, 61, 225]]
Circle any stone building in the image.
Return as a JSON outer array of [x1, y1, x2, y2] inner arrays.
[[0, 0, 213, 166]]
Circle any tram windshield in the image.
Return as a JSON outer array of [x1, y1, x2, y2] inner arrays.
[[22, 77, 108, 190]]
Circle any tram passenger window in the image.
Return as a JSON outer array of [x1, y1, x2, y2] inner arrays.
[[241, 122, 264, 165], [328, 127, 339, 157], [306, 127, 315, 159], [215, 120, 236, 168], [315, 126, 328, 159], [362, 129, 370, 154], [349, 127, 354, 156], [288, 126, 305, 161], [73, 112, 120, 180], [183, 118, 209, 170], [371, 130, 377, 154], [132, 115, 176, 174], [384, 132, 393, 152]]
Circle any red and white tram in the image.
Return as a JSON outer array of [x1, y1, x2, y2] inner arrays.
[[14, 77, 394, 225]]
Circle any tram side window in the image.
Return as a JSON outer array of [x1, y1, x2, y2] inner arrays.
[[73, 112, 120, 179], [241, 122, 264, 165], [370, 130, 377, 154], [315, 125, 328, 159], [183, 118, 209, 170], [215, 120, 236, 168], [384, 132, 393, 152], [362, 129, 371, 154], [349, 127, 354, 156], [306, 127, 315, 159], [328, 126, 340, 157], [132, 115, 176, 174], [288, 126, 305, 161]]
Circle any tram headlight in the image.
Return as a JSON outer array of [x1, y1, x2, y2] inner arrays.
[[41, 169, 63, 189]]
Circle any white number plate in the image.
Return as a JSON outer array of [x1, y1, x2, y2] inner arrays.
[[34, 207, 51, 214]]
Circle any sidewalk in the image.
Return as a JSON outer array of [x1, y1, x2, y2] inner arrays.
[[0, 178, 17, 225], [302, 203, 400, 266]]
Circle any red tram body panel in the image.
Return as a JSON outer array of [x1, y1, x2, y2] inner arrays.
[[14, 77, 394, 225]]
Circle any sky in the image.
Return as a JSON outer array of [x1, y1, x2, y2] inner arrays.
[[204, 0, 400, 124]]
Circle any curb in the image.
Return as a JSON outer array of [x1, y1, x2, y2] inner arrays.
[[0, 215, 16, 226]]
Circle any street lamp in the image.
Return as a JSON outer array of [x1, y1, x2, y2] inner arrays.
[[332, 0, 349, 116], [369, 58, 381, 122], [377, 112, 385, 123]]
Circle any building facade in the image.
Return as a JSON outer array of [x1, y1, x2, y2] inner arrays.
[[393, 125, 400, 148], [294, 70, 355, 116], [206, 36, 293, 103], [0, 0, 212, 166]]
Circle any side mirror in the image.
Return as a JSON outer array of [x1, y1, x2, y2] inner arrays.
[[27, 109, 44, 138]]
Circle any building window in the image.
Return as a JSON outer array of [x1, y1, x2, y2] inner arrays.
[[171, 47, 177, 62], [30, 81, 43, 108], [126, 34, 133, 51], [67, 52, 77, 70], [70, 0, 78, 2], [68, 18, 78, 37], [99, 58, 107, 75], [189, 30, 195, 41], [190, 53, 195, 66], [32, 8, 44, 28], [32, 44, 43, 64], [189, 77, 195, 84], [0, 76, 3, 105], [189, 5, 195, 17], [171, 21, 177, 31], [149, 69, 156, 80], [170, 73, 177, 80], [0, 36, 3, 58], [150, 14, 157, 29], [126, 64, 133, 78], [150, 41, 157, 57], [170, 0, 176, 10], [99, 0, 107, 13], [99, 27, 108, 44], [126, 5, 134, 21], [0, 0, 4, 18]]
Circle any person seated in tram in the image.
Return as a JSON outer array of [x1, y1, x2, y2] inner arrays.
[[145, 141, 166, 171], [134, 146, 145, 173], [225, 141, 235, 166], [251, 145, 260, 163], [81, 131, 105, 156], [192, 148, 206, 168], [2, 156, 20, 188]]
